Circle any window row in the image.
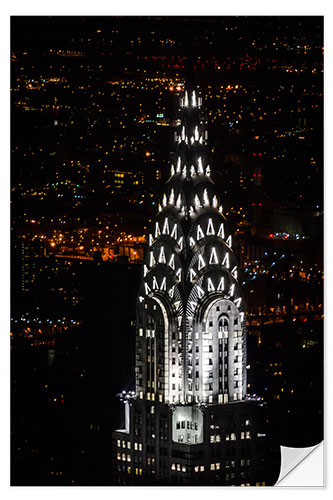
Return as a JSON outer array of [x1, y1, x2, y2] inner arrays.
[[176, 420, 198, 430], [117, 439, 131, 449], [116, 453, 131, 462]]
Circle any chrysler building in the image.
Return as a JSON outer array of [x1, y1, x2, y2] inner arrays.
[[112, 85, 279, 486]]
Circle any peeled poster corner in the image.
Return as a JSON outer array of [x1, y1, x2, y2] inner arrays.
[[276, 442, 324, 487]]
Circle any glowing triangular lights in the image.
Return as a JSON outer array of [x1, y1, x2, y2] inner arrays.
[[159, 246, 166, 264], [222, 253, 230, 269], [198, 157, 204, 174], [153, 276, 159, 290], [198, 254, 206, 271], [209, 247, 218, 265], [234, 297, 242, 308], [176, 157, 181, 172], [207, 218, 215, 236], [189, 268, 197, 282], [162, 218, 169, 235], [217, 223, 225, 239], [160, 277, 166, 291], [217, 277, 225, 291], [197, 224, 204, 240], [231, 266, 238, 279], [207, 278, 215, 292], [203, 188, 210, 206], [168, 253, 175, 270], [150, 252, 156, 267]]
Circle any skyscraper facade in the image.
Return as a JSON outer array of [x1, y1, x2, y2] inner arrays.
[[112, 86, 280, 486]]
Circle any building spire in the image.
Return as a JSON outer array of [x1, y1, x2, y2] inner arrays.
[[136, 87, 246, 406]]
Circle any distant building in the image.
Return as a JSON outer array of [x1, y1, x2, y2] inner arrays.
[[17, 238, 46, 293], [112, 86, 280, 486], [252, 201, 322, 240], [108, 170, 144, 193]]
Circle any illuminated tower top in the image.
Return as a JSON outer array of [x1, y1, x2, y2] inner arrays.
[[135, 85, 247, 409]]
